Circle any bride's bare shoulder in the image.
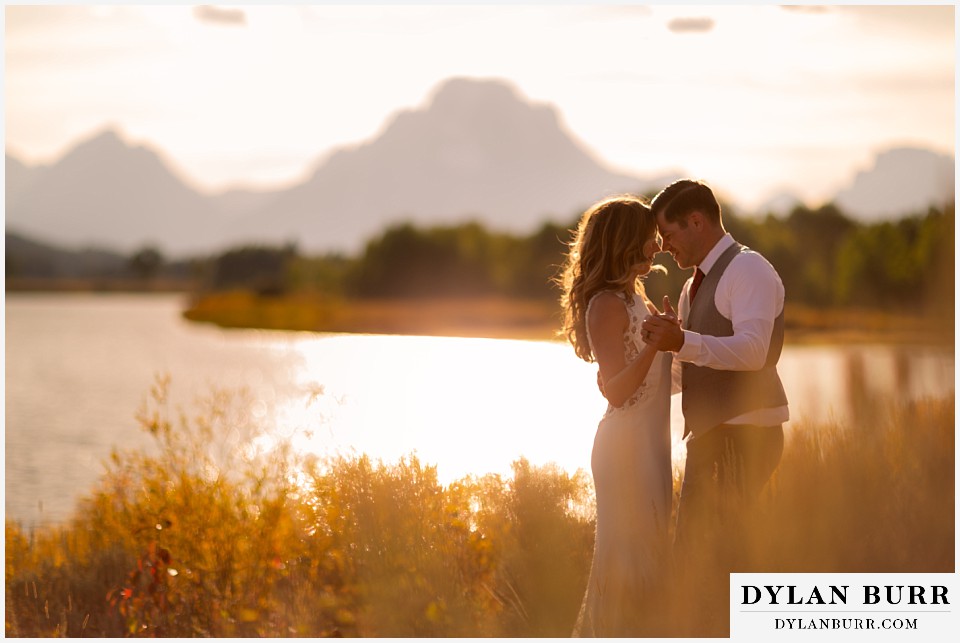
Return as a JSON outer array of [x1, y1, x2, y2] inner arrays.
[[587, 291, 628, 326]]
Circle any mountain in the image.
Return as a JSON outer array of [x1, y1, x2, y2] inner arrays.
[[752, 147, 956, 219], [832, 147, 955, 220], [209, 187, 278, 219], [5, 78, 677, 256], [5, 230, 128, 279], [5, 78, 953, 257], [5, 154, 47, 205], [754, 190, 804, 217], [223, 77, 678, 251], [5, 129, 227, 255]]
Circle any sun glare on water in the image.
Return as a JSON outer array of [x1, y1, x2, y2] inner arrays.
[[265, 334, 612, 484], [233, 331, 953, 494]]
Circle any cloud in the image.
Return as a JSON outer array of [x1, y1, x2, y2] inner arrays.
[[193, 5, 247, 27], [667, 17, 715, 34]]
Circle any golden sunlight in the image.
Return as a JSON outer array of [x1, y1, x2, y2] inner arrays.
[[271, 335, 609, 483]]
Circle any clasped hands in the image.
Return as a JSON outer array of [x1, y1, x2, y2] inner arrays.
[[597, 296, 683, 396], [641, 296, 684, 352]]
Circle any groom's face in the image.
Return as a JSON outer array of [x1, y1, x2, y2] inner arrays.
[[656, 210, 699, 269]]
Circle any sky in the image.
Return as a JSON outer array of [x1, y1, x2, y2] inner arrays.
[[4, 3, 956, 211]]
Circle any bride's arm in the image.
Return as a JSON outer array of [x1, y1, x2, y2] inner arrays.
[[588, 293, 659, 408]]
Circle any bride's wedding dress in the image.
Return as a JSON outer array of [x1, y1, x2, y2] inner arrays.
[[573, 291, 673, 637]]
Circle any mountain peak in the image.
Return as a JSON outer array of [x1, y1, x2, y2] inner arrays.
[[54, 126, 149, 171], [5, 124, 221, 255], [429, 76, 527, 110], [266, 75, 658, 251], [360, 75, 583, 173], [423, 76, 560, 131], [73, 126, 129, 152]]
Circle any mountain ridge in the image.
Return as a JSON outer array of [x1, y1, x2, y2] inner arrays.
[[222, 77, 675, 251], [5, 77, 954, 256], [6, 128, 226, 254]]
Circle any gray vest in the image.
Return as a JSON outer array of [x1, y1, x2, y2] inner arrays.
[[681, 243, 788, 437]]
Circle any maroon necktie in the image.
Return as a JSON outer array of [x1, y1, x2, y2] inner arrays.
[[689, 268, 705, 303]]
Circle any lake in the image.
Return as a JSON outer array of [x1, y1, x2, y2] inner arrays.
[[4, 293, 955, 526]]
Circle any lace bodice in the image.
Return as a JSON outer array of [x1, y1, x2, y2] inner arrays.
[[586, 291, 666, 414]]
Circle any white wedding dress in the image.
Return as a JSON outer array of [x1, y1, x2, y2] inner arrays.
[[573, 291, 673, 637]]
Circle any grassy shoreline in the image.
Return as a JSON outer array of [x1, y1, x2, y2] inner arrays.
[[182, 291, 564, 341], [180, 290, 954, 345]]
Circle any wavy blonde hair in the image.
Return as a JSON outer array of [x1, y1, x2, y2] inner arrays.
[[558, 195, 662, 362]]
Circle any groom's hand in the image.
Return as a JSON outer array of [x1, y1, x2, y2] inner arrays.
[[644, 297, 681, 325], [661, 296, 680, 323], [641, 296, 684, 351]]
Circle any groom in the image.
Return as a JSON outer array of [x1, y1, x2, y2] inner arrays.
[[641, 179, 789, 552]]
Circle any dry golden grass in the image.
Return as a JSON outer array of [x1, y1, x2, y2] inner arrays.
[[5, 377, 954, 637]]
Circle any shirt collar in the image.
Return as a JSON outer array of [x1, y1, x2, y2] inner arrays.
[[697, 234, 735, 275]]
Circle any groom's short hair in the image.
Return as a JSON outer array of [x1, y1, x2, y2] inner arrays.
[[650, 179, 721, 227]]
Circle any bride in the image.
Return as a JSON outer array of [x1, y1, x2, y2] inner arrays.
[[558, 195, 675, 636]]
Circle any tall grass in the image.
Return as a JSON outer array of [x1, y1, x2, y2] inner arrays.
[[5, 377, 953, 637]]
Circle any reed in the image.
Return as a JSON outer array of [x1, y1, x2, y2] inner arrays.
[[5, 377, 953, 637]]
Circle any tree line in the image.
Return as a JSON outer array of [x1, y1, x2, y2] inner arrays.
[[198, 201, 954, 315], [11, 199, 949, 315]]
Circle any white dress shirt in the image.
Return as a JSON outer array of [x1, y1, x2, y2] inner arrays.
[[674, 234, 790, 426]]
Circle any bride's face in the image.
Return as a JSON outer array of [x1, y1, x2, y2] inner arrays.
[[629, 235, 662, 277]]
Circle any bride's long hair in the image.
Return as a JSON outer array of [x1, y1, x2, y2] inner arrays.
[[558, 195, 663, 362]]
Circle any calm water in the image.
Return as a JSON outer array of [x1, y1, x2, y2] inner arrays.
[[5, 293, 955, 526]]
